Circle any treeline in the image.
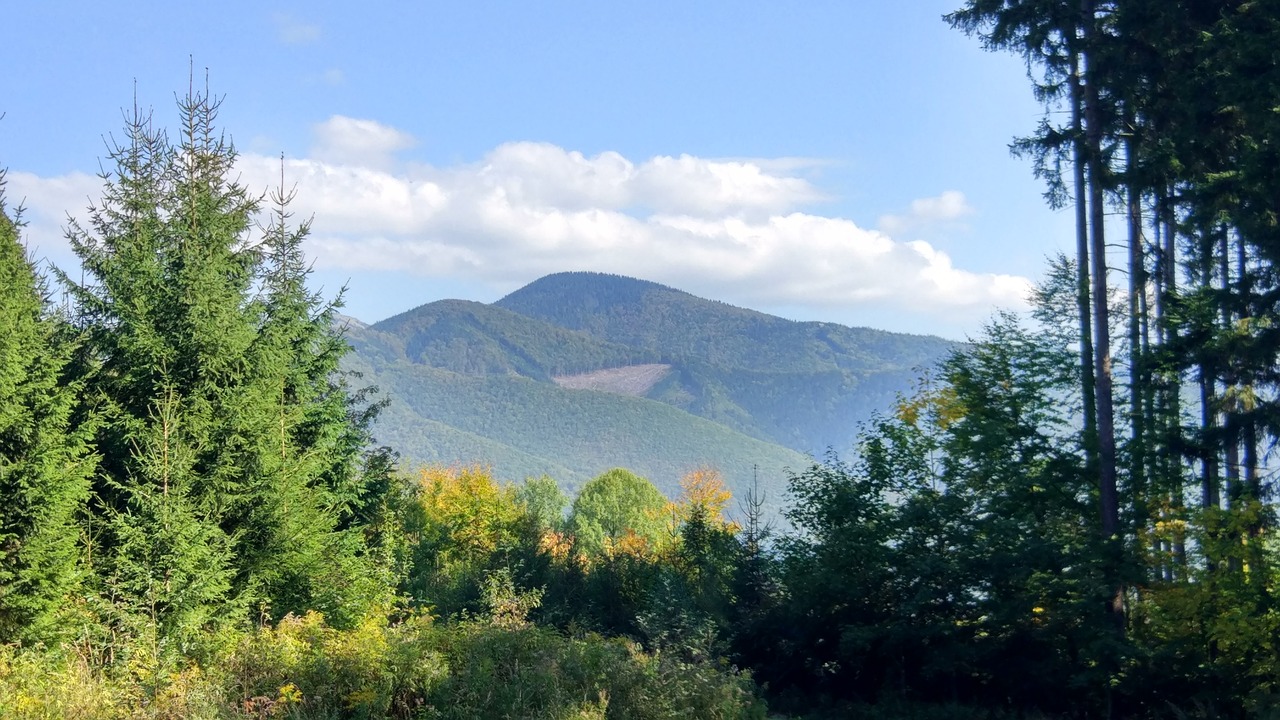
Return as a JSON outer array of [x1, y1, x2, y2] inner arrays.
[[419, 1, 1280, 714], [946, 0, 1280, 612], [942, 0, 1280, 714], [371, 309, 1280, 718]]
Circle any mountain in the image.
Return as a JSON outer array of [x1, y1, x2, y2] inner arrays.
[[494, 272, 954, 452], [341, 350, 804, 513], [371, 299, 655, 379], [342, 272, 953, 512], [496, 273, 948, 373]]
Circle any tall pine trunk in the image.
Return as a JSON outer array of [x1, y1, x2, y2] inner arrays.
[[1126, 132, 1148, 540], [1072, 43, 1100, 475], [1081, 0, 1123, 631]]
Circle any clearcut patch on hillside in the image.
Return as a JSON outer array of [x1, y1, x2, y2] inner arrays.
[[553, 363, 672, 396]]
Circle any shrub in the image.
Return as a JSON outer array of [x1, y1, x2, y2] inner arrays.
[[0, 645, 123, 720], [224, 611, 447, 719]]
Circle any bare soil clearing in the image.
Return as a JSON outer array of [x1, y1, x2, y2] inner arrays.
[[553, 363, 672, 396]]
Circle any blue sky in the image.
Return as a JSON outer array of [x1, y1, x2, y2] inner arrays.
[[2, 1, 1073, 338]]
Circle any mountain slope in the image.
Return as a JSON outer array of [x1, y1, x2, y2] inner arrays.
[[372, 399, 590, 488], [341, 271, 951, 514], [493, 272, 953, 452], [361, 360, 805, 509], [495, 272, 951, 374], [371, 299, 655, 380]]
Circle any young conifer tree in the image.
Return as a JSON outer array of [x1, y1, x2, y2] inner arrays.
[[233, 176, 391, 623], [62, 93, 246, 652], [0, 171, 95, 644], [64, 82, 390, 639]]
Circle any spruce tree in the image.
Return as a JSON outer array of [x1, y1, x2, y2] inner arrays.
[[234, 179, 390, 623], [64, 84, 391, 640], [62, 94, 248, 652], [0, 171, 95, 644]]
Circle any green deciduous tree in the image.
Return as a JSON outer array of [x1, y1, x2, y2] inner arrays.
[[405, 464, 524, 616], [516, 474, 568, 532], [569, 468, 669, 559]]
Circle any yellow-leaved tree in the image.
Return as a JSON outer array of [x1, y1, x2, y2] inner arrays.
[[406, 465, 523, 615]]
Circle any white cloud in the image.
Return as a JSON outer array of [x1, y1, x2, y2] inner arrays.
[[6, 170, 99, 222], [311, 116, 417, 171], [9, 123, 1030, 334], [877, 189, 975, 237], [229, 133, 1029, 320], [4, 170, 100, 263], [273, 13, 321, 45], [630, 154, 824, 218]]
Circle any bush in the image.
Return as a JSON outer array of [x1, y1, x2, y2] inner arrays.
[[0, 610, 764, 719], [0, 645, 123, 719], [418, 621, 765, 720], [225, 611, 448, 719]]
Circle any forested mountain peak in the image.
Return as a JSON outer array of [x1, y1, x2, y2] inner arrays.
[[496, 270, 953, 377], [496, 271, 782, 341], [346, 271, 954, 458], [366, 296, 652, 379]]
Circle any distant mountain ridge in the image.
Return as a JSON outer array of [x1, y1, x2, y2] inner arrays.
[[497, 272, 942, 373], [492, 272, 954, 451], [370, 298, 654, 379], [342, 271, 953, 509]]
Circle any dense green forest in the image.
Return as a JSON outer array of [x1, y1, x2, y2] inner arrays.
[[493, 271, 953, 454], [5, 2, 1280, 718], [354, 356, 807, 506]]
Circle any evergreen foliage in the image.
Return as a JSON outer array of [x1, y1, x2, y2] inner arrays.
[[0, 173, 94, 645], [59, 85, 389, 653]]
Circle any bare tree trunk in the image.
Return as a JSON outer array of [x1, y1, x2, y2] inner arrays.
[[1159, 197, 1187, 574], [1072, 45, 1099, 473], [1127, 133, 1148, 540], [1082, 0, 1123, 632], [1200, 229, 1221, 514], [1219, 233, 1239, 508]]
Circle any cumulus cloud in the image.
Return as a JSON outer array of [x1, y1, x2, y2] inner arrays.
[[232, 131, 1028, 319], [6, 170, 99, 221], [311, 116, 417, 171], [877, 189, 975, 237], [9, 120, 1029, 333], [630, 154, 823, 218], [4, 170, 100, 264]]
